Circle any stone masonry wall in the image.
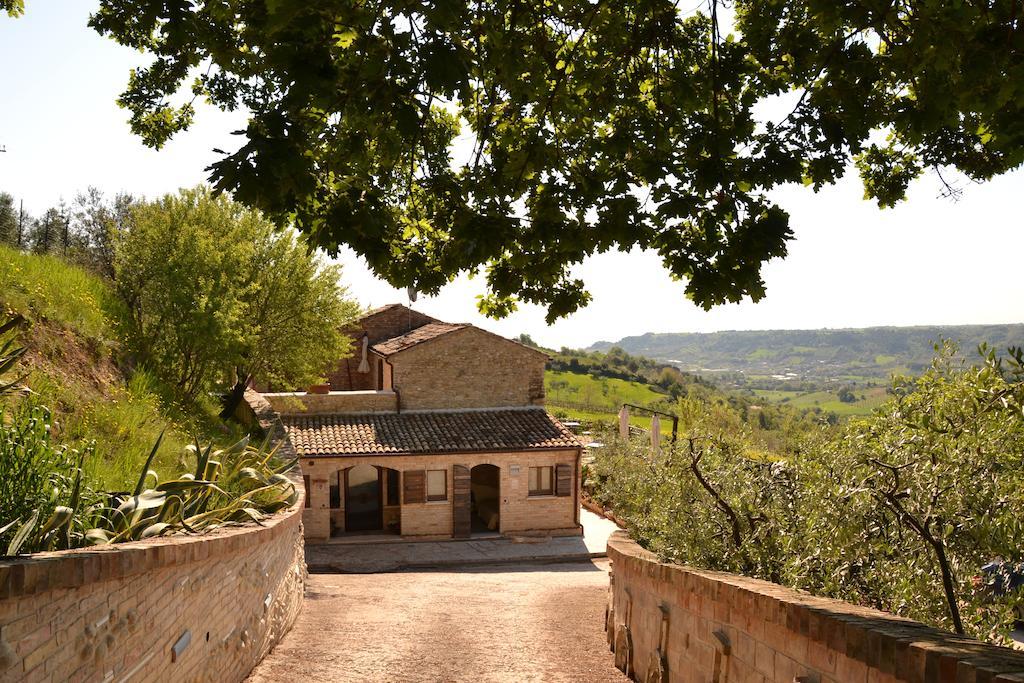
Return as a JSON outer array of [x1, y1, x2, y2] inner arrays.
[[326, 305, 435, 391], [301, 450, 580, 541], [263, 390, 398, 415], [389, 326, 547, 410], [0, 496, 305, 683], [606, 531, 1024, 683]]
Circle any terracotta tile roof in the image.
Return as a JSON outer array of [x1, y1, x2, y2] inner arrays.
[[371, 322, 467, 356], [282, 409, 581, 457]]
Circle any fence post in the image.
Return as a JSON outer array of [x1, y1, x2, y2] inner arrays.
[[619, 405, 630, 440]]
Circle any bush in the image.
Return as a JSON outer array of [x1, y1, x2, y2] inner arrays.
[[0, 403, 91, 553]]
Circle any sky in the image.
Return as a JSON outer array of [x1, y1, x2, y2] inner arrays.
[[1, 4, 1021, 350]]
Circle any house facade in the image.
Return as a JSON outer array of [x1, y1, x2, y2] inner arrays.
[[259, 304, 583, 542]]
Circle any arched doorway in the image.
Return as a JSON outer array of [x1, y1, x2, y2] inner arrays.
[[470, 464, 500, 534], [344, 464, 381, 532]]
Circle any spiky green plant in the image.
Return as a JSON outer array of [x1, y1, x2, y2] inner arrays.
[[0, 314, 27, 397], [2, 431, 298, 555]]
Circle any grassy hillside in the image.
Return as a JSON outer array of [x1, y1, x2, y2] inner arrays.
[[0, 246, 237, 490], [546, 370, 669, 411], [545, 370, 679, 435]]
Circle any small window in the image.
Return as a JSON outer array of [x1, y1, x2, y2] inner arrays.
[[426, 470, 447, 501], [528, 466, 553, 496], [303, 475, 311, 508]]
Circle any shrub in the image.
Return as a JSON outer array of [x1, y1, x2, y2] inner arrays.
[[590, 344, 1024, 645], [0, 402, 91, 553]]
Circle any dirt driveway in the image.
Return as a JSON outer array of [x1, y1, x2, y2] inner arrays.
[[248, 560, 627, 683]]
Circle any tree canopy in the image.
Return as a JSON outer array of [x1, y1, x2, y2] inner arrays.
[[57, 1, 1024, 319], [114, 187, 361, 402]]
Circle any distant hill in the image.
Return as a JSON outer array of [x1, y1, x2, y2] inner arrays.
[[589, 324, 1024, 384]]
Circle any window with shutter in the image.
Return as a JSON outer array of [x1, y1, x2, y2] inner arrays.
[[528, 466, 553, 496], [403, 470, 425, 504], [556, 463, 573, 497]]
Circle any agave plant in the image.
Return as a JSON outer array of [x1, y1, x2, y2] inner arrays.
[[85, 433, 298, 545], [0, 314, 27, 397], [2, 431, 298, 555]]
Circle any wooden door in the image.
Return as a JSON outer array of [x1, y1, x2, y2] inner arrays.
[[452, 464, 471, 538]]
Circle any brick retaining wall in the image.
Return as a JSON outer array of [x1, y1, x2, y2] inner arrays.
[[606, 531, 1024, 683], [0, 498, 305, 683], [1, 393, 307, 683]]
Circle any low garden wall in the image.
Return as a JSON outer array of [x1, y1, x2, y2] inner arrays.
[[606, 531, 1024, 683], [0, 496, 305, 683]]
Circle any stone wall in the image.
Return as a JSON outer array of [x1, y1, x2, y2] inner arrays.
[[301, 450, 580, 541], [326, 304, 435, 391], [606, 531, 1024, 683], [263, 390, 398, 415], [389, 326, 547, 410], [0, 496, 305, 683]]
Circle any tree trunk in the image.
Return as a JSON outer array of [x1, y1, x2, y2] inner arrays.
[[931, 538, 965, 634], [219, 373, 252, 420]]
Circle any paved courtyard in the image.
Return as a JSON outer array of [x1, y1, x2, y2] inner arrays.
[[305, 509, 621, 573], [248, 560, 627, 683]]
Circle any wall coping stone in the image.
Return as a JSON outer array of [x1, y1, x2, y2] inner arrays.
[[607, 530, 1024, 679]]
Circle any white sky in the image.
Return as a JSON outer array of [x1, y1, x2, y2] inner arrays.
[[1, 3, 1021, 350]]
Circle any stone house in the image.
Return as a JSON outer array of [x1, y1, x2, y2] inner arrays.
[[259, 304, 583, 542]]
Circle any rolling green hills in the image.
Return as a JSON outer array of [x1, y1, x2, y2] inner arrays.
[[590, 324, 1024, 384]]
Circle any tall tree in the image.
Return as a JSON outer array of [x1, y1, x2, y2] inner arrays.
[[77, 0, 1024, 321], [113, 187, 361, 404], [0, 193, 16, 246], [15, 200, 26, 249], [29, 207, 61, 255], [72, 187, 135, 278]]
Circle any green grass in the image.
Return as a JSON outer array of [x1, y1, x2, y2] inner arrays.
[[1, 247, 239, 491], [545, 370, 669, 412], [0, 245, 127, 342], [752, 386, 890, 416]]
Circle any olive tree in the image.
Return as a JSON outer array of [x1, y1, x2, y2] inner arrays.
[[590, 343, 1024, 644], [113, 187, 361, 406]]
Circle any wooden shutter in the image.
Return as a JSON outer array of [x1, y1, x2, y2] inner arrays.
[[403, 470, 425, 504], [555, 464, 573, 497], [452, 465, 471, 538]]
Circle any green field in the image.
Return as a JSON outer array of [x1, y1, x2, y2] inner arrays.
[[545, 370, 677, 435], [545, 370, 669, 411], [751, 385, 890, 416]]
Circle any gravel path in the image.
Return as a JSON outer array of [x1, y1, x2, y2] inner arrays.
[[248, 560, 627, 683]]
